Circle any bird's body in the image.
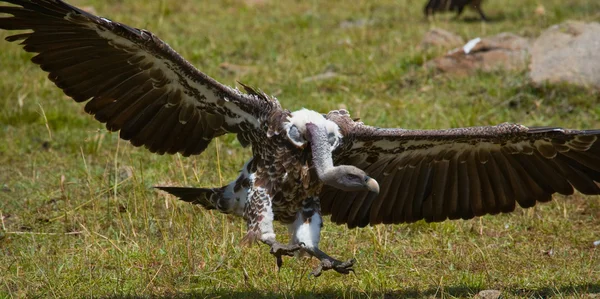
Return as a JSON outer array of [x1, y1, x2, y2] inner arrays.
[[158, 98, 344, 250], [1, 0, 599, 276]]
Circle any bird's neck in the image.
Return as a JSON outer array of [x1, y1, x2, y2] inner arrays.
[[305, 123, 334, 180]]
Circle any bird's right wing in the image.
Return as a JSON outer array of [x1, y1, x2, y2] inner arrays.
[[0, 0, 277, 156]]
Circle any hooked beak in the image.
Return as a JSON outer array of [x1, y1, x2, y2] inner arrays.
[[365, 177, 380, 194]]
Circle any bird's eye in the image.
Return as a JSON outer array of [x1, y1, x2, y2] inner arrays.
[[344, 174, 359, 182]]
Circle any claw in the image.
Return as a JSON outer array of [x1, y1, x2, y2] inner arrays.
[[300, 247, 355, 277], [267, 241, 304, 270], [311, 258, 355, 277]]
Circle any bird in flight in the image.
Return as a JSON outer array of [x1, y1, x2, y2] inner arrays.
[[1, 0, 599, 276]]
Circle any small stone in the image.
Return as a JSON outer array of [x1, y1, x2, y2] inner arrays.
[[474, 289, 502, 299], [535, 4, 546, 16]]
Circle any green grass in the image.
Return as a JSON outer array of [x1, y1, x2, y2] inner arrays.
[[1, 0, 600, 297]]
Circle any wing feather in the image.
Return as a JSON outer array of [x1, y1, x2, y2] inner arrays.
[[322, 110, 600, 227], [529, 152, 573, 194], [429, 159, 449, 222], [477, 151, 499, 215], [444, 157, 461, 220], [410, 159, 433, 222], [455, 158, 474, 220], [0, 0, 274, 156], [331, 191, 357, 225], [368, 167, 397, 222], [346, 192, 370, 228], [466, 152, 485, 216], [554, 155, 600, 194], [512, 153, 555, 194], [375, 165, 405, 224], [396, 163, 419, 223], [345, 158, 389, 227], [483, 151, 511, 213]]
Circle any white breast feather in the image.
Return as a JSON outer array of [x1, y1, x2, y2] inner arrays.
[[288, 211, 322, 249]]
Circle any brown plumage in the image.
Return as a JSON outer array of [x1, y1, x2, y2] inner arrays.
[[322, 111, 600, 228], [1, 0, 599, 277], [424, 0, 488, 21]]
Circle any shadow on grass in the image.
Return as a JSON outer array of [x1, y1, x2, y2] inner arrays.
[[459, 14, 506, 23], [99, 283, 600, 298]]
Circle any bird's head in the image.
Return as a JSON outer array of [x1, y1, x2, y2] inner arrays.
[[321, 165, 380, 194]]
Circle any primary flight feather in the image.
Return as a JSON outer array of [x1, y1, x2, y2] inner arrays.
[[1, 0, 599, 276]]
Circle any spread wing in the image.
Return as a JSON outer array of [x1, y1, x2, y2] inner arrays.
[[322, 110, 600, 228], [0, 0, 275, 156]]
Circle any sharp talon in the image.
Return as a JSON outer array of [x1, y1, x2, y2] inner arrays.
[[268, 241, 303, 271], [276, 256, 283, 270], [311, 257, 355, 276], [311, 264, 323, 277]]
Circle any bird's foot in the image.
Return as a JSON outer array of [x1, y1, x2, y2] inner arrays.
[[303, 247, 355, 277], [266, 240, 304, 270], [312, 256, 355, 277]]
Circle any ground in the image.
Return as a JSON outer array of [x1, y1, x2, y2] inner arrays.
[[0, 0, 599, 298]]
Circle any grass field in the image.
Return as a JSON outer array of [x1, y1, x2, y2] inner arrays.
[[1, 0, 600, 298]]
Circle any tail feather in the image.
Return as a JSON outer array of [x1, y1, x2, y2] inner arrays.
[[155, 186, 220, 210]]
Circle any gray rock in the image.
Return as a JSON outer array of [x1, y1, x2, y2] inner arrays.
[[530, 21, 600, 89]]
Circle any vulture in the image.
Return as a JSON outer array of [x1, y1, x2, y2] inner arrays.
[[1, 0, 599, 276], [424, 0, 488, 21]]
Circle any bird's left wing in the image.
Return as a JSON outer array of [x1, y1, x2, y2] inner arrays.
[[0, 0, 274, 156], [322, 110, 600, 228]]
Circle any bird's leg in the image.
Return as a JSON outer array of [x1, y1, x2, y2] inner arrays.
[[474, 6, 488, 21], [243, 186, 302, 270], [455, 5, 465, 18], [287, 198, 355, 277]]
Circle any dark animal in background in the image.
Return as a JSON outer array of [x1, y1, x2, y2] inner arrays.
[[424, 0, 488, 21]]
